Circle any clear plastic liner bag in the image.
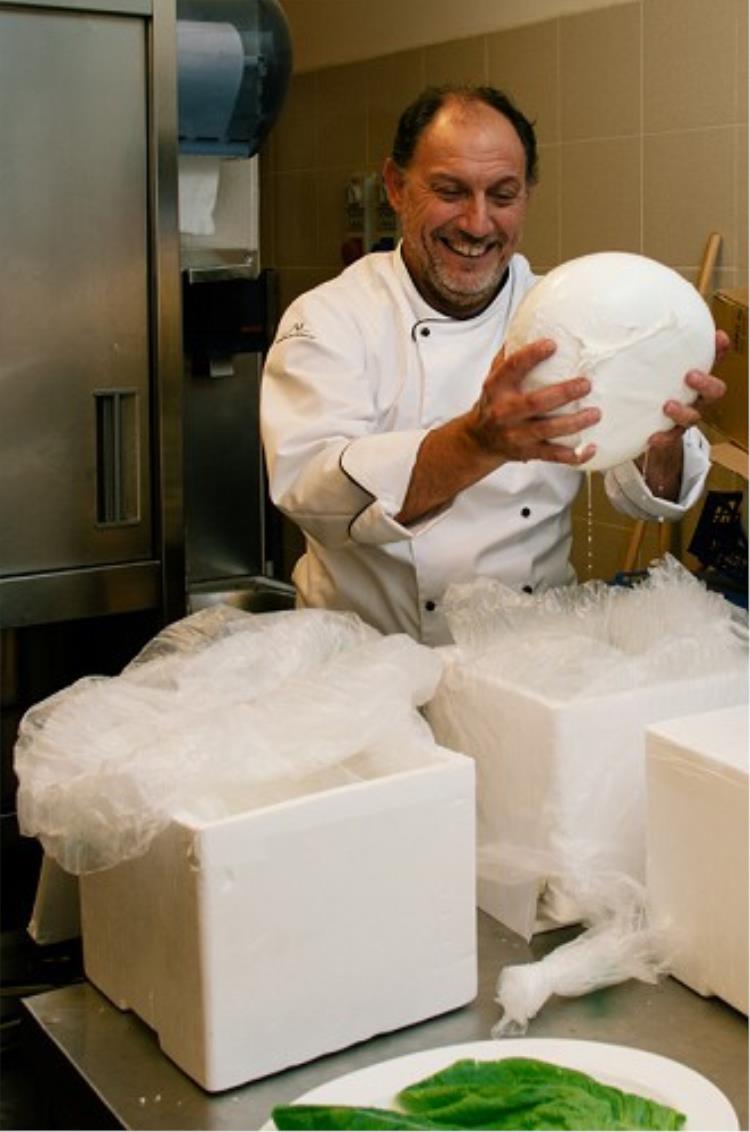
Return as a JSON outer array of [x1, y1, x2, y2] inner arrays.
[[122, 604, 378, 694], [14, 607, 443, 875], [443, 555, 747, 699], [492, 871, 672, 1037]]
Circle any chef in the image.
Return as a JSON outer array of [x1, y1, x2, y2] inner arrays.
[[260, 83, 726, 645]]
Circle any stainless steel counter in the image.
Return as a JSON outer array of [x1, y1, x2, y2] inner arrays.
[[22, 913, 748, 1131]]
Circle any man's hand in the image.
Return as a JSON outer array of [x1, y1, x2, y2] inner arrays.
[[467, 339, 600, 465], [395, 338, 598, 526], [646, 330, 729, 451], [637, 330, 729, 500]]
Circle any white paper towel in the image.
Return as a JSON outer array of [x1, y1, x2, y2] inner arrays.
[[179, 155, 221, 236]]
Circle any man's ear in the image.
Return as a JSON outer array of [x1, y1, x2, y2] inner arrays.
[[382, 157, 406, 211]]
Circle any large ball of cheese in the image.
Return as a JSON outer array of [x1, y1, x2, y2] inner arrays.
[[506, 252, 716, 471]]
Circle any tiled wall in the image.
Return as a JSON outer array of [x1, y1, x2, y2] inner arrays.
[[261, 0, 748, 584]]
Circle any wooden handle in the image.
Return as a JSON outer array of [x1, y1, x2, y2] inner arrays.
[[696, 232, 722, 299], [623, 519, 646, 573]]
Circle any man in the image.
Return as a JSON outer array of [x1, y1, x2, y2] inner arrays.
[[261, 85, 726, 645]]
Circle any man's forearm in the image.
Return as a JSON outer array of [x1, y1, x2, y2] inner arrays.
[[395, 415, 502, 526], [639, 439, 684, 502]]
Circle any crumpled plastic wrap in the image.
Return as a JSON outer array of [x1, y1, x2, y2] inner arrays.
[[443, 555, 747, 699], [14, 607, 443, 875], [492, 872, 671, 1036]]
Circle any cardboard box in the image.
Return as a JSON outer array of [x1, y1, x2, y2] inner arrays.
[[707, 288, 748, 451], [711, 441, 749, 480], [28, 855, 80, 945], [425, 659, 747, 939], [79, 744, 476, 1092], [646, 705, 748, 1014]]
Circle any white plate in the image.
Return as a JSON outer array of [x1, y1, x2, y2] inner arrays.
[[265, 1038, 739, 1130]]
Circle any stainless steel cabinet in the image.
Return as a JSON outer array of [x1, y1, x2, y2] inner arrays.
[[0, 0, 183, 628], [1, 7, 152, 573]]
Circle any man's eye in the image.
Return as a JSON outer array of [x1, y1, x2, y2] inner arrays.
[[490, 189, 522, 206], [435, 187, 463, 200]]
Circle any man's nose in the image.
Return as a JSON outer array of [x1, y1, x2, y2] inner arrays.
[[459, 194, 493, 236]]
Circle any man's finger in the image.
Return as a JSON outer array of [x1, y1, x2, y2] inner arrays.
[[684, 371, 726, 403], [525, 376, 593, 417], [527, 405, 601, 441], [714, 329, 730, 366], [488, 338, 557, 387], [529, 439, 598, 465]]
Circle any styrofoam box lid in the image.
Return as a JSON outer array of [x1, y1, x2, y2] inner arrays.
[[646, 704, 749, 775]]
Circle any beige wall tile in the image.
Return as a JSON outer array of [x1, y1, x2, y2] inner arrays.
[[522, 143, 561, 268], [365, 50, 426, 168], [269, 72, 318, 172], [571, 468, 616, 519], [570, 469, 672, 582], [316, 169, 353, 269], [737, 125, 748, 272], [487, 20, 560, 145], [716, 266, 745, 291], [644, 0, 737, 133], [277, 267, 340, 317], [272, 171, 318, 267], [571, 515, 645, 580], [561, 136, 641, 258], [424, 35, 487, 86], [643, 128, 735, 268], [738, 0, 749, 123], [561, 3, 641, 141], [315, 62, 368, 170]]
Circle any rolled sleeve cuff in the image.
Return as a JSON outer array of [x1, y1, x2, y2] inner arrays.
[[340, 429, 427, 545], [605, 428, 711, 521]]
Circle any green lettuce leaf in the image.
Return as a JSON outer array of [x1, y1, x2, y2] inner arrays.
[[397, 1057, 686, 1130], [271, 1103, 451, 1129]]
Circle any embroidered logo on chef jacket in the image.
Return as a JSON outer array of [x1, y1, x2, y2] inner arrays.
[[276, 320, 316, 344]]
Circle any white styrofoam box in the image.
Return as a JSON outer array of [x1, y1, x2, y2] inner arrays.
[[646, 704, 748, 1014], [79, 744, 476, 1092], [424, 653, 747, 939]]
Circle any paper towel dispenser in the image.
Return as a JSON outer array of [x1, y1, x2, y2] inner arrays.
[[177, 0, 291, 157]]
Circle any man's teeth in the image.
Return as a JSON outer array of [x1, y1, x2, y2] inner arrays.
[[444, 240, 493, 257]]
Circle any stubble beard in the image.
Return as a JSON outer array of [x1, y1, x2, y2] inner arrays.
[[409, 228, 512, 318]]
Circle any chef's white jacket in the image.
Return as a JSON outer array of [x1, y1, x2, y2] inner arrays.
[[261, 248, 710, 645]]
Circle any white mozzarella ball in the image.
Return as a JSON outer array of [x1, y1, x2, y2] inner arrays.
[[506, 252, 716, 471]]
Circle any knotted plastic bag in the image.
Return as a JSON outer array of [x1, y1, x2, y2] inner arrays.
[[15, 606, 442, 875], [492, 873, 671, 1037]]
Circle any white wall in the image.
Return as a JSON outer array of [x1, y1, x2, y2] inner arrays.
[[280, 0, 633, 72]]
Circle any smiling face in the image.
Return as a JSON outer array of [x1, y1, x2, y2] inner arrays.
[[383, 97, 531, 319]]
